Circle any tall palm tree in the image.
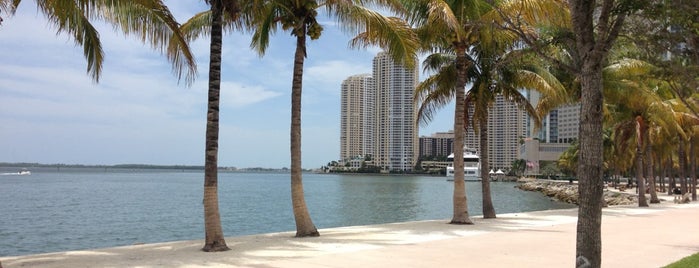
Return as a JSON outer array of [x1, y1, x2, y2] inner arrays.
[[176, 0, 245, 252], [603, 58, 682, 207], [406, 0, 487, 224], [499, 0, 640, 264], [250, 0, 417, 236], [199, 0, 241, 252], [467, 49, 564, 218], [667, 99, 699, 196], [410, 0, 565, 221], [669, 97, 699, 201], [1, 0, 196, 83]]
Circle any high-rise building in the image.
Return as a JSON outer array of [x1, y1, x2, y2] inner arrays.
[[556, 103, 580, 143], [340, 74, 374, 162], [519, 89, 580, 174], [463, 95, 528, 171], [525, 89, 580, 144], [339, 52, 418, 172], [419, 131, 454, 159], [372, 52, 419, 171]]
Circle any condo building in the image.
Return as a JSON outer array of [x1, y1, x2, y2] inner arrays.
[[417, 95, 528, 172], [418, 131, 454, 159], [463, 95, 528, 171], [372, 52, 419, 171], [340, 74, 374, 164], [339, 52, 418, 172]]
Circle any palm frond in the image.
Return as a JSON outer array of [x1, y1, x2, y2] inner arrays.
[[250, 1, 281, 56], [341, 4, 418, 68], [38, 0, 104, 82], [414, 63, 458, 126], [100, 0, 199, 85], [421, 52, 455, 73], [415, 78, 455, 126], [0, 0, 20, 15]]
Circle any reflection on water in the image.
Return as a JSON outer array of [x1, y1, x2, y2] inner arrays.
[[0, 169, 574, 256], [336, 175, 422, 225]]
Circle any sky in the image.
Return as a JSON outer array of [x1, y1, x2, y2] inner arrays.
[[0, 2, 454, 169]]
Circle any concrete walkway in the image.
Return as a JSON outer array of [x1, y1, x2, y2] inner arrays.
[[2, 198, 698, 268]]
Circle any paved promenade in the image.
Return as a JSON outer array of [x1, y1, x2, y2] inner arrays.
[[2, 197, 698, 268]]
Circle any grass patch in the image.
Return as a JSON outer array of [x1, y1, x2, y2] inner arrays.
[[664, 253, 699, 268]]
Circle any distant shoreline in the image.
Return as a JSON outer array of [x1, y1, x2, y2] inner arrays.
[[0, 162, 305, 173]]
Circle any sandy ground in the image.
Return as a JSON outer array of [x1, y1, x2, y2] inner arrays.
[[1, 192, 697, 268]]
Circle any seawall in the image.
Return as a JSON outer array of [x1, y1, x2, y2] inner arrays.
[[516, 179, 639, 206]]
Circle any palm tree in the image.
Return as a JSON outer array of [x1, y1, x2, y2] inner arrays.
[[175, 0, 245, 252], [498, 0, 640, 264], [406, 0, 488, 224], [468, 49, 565, 218], [1, 0, 196, 83], [199, 0, 241, 252], [510, 158, 526, 177], [667, 99, 699, 196], [603, 58, 682, 207], [250, 0, 417, 236], [558, 140, 578, 177], [410, 0, 565, 220]]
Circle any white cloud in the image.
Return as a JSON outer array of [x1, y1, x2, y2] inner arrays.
[[305, 60, 371, 92], [220, 81, 283, 108]]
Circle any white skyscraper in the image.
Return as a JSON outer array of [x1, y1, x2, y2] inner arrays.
[[464, 94, 528, 171], [372, 52, 419, 171], [339, 52, 418, 172], [340, 74, 374, 161]]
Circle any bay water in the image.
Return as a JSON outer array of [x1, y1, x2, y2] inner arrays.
[[0, 168, 574, 257]]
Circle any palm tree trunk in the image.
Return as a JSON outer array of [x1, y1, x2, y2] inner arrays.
[[690, 138, 697, 201], [291, 31, 319, 237], [645, 133, 659, 203], [450, 46, 473, 225], [669, 155, 676, 195], [575, 60, 605, 268], [678, 136, 687, 194], [658, 154, 665, 193], [634, 151, 648, 206], [635, 117, 648, 206], [479, 116, 496, 218], [202, 0, 229, 252]]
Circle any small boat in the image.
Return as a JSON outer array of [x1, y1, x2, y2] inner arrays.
[[1, 169, 31, 176], [446, 147, 480, 181]]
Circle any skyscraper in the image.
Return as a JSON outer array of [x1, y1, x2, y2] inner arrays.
[[464, 94, 528, 171], [339, 52, 418, 172], [526, 89, 580, 144], [372, 52, 419, 172], [340, 74, 374, 161]]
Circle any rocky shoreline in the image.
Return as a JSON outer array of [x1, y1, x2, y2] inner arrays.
[[516, 179, 639, 206]]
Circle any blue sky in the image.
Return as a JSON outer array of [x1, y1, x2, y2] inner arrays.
[[0, 1, 453, 169]]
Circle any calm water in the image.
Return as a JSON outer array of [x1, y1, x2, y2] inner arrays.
[[0, 168, 574, 257]]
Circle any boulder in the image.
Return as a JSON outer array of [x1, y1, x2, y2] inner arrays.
[[517, 180, 637, 206]]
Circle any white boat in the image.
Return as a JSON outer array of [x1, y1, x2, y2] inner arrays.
[[446, 147, 480, 181], [0, 169, 31, 176]]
